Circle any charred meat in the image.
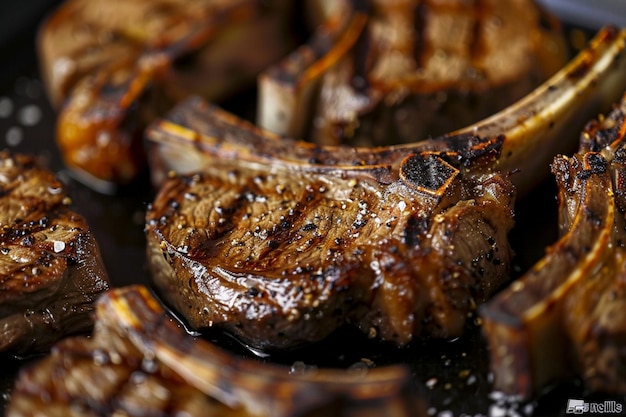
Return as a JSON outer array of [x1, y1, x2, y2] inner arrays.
[[480, 92, 626, 397], [0, 151, 109, 356], [6, 285, 422, 417], [143, 27, 626, 351], [37, 0, 296, 186], [146, 96, 516, 350], [258, 0, 568, 147]]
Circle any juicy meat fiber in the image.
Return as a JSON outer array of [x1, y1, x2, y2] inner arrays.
[[145, 100, 515, 350], [0, 151, 110, 355]]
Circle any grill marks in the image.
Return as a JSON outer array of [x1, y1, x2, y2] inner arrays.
[[413, 2, 428, 70], [0, 151, 110, 355], [469, 0, 485, 68], [411, 0, 486, 73], [145, 136, 515, 350]]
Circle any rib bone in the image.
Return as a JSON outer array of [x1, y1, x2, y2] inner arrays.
[[38, 0, 295, 186], [7, 285, 422, 417], [480, 92, 626, 397]]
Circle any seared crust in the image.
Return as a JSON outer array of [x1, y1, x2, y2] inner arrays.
[[37, 0, 295, 184], [7, 285, 421, 417], [0, 151, 109, 355], [258, 0, 568, 146], [480, 93, 626, 397], [145, 99, 515, 350]]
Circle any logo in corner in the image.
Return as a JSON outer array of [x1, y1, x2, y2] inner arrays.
[[566, 398, 623, 415]]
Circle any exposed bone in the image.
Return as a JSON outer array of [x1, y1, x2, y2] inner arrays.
[[258, 0, 568, 148], [7, 285, 423, 417], [480, 92, 626, 397], [38, 0, 296, 186], [150, 27, 626, 197]]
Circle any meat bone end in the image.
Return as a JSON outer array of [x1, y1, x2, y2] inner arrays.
[[145, 91, 516, 351], [38, 0, 296, 186], [7, 285, 425, 417], [480, 92, 626, 398]]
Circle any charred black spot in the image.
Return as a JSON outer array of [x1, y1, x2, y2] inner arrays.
[[352, 219, 367, 229], [568, 56, 592, 80], [441, 134, 504, 167], [584, 207, 604, 228], [301, 223, 317, 231], [405, 215, 429, 247], [401, 154, 454, 191], [167, 198, 180, 210], [578, 153, 607, 180]]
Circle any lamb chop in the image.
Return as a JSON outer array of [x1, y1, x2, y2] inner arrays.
[[37, 0, 296, 187], [480, 92, 626, 398], [144, 28, 626, 350], [257, 0, 568, 147], [6, 285, 423, 417], [0, 151, 110, 356]]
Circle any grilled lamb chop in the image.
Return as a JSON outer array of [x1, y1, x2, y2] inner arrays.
[[480, 92, 626, 397], [150, 27, 626, 196], [146, 107, 515, 349], [37, 0, 295, 187], [0, 151, 109, 356], [7, 285, 422, 417], [143, 27, 626, 351], [258, 0, 568, 147]]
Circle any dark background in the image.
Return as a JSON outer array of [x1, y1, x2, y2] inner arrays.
[[0, 1, 625, 416]]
